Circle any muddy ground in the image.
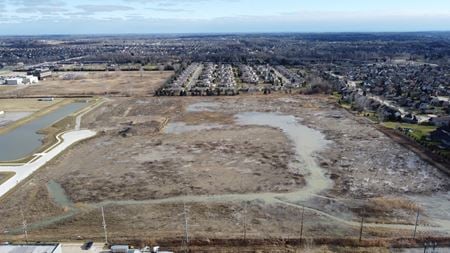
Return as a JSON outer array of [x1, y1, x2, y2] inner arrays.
[[0, 95, 449, 243]]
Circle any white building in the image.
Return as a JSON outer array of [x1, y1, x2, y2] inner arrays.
[[5, 77, 23, 85], [23, 75, 39, 84], [0, 244, 62, 253]]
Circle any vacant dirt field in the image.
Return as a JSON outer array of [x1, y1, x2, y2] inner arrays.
[[0, 95, 449, 243], [0, 86, 16, 93], [0, 71, 173, 97]]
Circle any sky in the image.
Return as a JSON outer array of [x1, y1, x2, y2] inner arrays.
[[0, 0, 449, 35]]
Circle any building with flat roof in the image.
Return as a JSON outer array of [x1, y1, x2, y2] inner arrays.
[[23, 75, 39, 84], [5, 77, 23, 85], [27, 68, 52, 80], [0, 244, 61, 253]]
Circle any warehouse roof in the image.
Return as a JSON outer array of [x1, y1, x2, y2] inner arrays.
[[0, 244, 60, 253]]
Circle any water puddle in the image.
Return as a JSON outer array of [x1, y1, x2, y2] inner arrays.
[[47, 180, 73, 208], [186, 102, 221, 112], [235, 112, 332, 200]]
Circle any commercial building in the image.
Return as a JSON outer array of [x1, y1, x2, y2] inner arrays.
[[5, 77, 23, 85], [0, 244, 62, 253], [27, 68, 52, 80], [23, 75, 39, 84], [1, 75, 38, 86]]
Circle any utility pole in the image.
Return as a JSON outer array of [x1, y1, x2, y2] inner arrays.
[[414, 209, 420, 239], [101, 206, 108, 245], [182, 201, 189, 253], [359, 217, 364, 243], [20, 207, 28, 244], [300, 206, 305, 241], [243, 202, 247, 241]]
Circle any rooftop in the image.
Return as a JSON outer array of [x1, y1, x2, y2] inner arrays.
[[0, 244, 60, 253]]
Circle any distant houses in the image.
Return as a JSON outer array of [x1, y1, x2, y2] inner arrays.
[[429, 116, 450, 127], [429, 126, 450, 149]]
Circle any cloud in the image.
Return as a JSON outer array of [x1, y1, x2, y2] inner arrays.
[[6, 0, 67, 7], [125, 0, 208, 3], [15, 6, 69, 14], [146, 7, 190, 12], [75, 4, 135, 14], [0, 0, 449, 34]]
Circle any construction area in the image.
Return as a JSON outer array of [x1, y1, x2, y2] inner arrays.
[[0, 92, 449, 252]]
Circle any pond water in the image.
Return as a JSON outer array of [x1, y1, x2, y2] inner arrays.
[[186, 102, 221, 112], [235, 112, 332, 198], [0, 102, 87, 161], [47, 180, 72, 207]]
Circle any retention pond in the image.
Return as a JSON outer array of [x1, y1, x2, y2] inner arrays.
[[0, 102, 87, 161]]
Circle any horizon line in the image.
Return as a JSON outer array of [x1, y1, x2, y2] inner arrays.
[[1, 30, 450, 38]]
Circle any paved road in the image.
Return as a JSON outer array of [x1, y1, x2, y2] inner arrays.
[[0, 130, 96, 198]]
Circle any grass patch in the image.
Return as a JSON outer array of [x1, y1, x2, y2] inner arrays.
[[340, 103, 352, 110], [369, 197, 421, 213], [333, 95, 353, 110], [0, 172, 15, 185], [381, 122, 436, 140], [0, 98, 64, 112], [331, 92, 341, 100], [358, 111, 379, 122]]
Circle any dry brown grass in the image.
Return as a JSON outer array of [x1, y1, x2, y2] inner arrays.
[[0, 172, 15, 185], [369, 197, 421, 213], [176, 111, 235, 125], [0, 98, 64, 112], [0, 71, 173, 97]]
